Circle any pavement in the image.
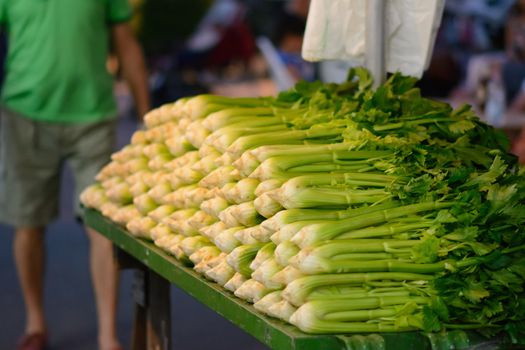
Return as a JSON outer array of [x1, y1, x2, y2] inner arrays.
[[0, 116, 269, 350]]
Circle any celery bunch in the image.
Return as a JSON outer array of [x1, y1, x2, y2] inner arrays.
[[81, 68, 525, 342]]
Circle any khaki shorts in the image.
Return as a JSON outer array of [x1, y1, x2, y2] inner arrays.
[[0, 107, 116, 227]]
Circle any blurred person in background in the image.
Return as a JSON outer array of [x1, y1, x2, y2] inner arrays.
[[273, 3, 315, 83], [472, 0, 525, 161], [248, 0, 313, 93], [502, 0, 525, 103], [0, 1, 150, 350], [506, 8, 525, 160], [179, 0, 255, 73], [450, 0, 523, 111]]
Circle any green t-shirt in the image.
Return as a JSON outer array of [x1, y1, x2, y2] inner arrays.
[[0, 0, 132, 123]]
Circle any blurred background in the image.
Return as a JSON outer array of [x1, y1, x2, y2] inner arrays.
[[1, 0, 525, 349]]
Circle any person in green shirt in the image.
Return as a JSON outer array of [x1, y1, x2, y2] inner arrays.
[[0, 1, 150, 349]]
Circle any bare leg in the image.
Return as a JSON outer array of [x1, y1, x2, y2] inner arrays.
[[14, 227, 47, 335], [86, 227, 121, 350]]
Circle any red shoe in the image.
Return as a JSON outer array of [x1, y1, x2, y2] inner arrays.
[[16, 333, 48, 350]]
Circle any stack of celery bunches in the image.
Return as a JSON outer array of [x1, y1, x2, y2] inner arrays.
[[81, 69, 525, 340]]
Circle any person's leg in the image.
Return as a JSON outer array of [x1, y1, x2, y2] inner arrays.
[[85, 227, 120, 350], [0, 108, 61, 349], [14, 227, 47, 335], [67, 118, 119, 349]]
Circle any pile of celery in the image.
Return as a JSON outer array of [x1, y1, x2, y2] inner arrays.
[[81, 68, 525, 341]]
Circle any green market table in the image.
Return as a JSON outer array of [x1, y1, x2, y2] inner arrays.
[[84, 208, 516, 350]]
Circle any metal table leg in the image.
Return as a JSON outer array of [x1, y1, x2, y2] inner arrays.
[[116, 247, 172, 350], [146, 270, 171, 350], [131, 270, 147, 350]]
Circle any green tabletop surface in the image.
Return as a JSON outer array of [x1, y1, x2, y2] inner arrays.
[[84, 208, 514, 350]]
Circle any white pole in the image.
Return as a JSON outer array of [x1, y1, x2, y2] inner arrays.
[[366, 0, 387, 88]]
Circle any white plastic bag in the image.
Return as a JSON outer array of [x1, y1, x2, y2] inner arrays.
[[302, 0, 445, 78]]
